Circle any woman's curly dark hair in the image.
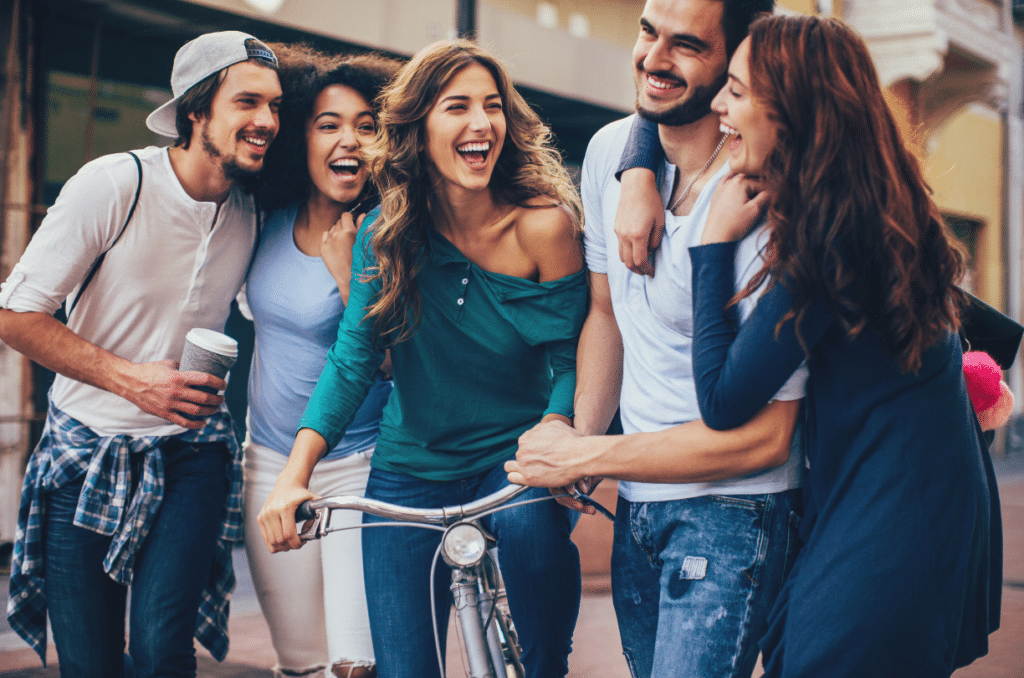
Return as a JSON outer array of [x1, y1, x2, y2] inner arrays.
[[736, 15, 967, 373], [257, 44, 401, 211]]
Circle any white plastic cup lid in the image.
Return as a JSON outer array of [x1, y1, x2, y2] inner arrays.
[[185, 328, 238, 359]]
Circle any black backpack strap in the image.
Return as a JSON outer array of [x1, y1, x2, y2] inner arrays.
[[245, 191, 263, 279], [67, 151, 143, 318]]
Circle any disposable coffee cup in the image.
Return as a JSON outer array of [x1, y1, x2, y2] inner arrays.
[[179, 328, 238, 395]]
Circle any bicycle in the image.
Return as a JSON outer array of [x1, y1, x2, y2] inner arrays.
[[296, 482, 608, 678]]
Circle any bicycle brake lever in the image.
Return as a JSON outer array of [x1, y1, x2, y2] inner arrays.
[[566, 486, 615, 521], [298, 509, 326, 541]]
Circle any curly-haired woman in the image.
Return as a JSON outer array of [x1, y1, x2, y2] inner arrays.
[[243, 45, 400, 678]]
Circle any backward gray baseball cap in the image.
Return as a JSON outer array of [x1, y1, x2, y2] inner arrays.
[[146, 31, 278, 138]]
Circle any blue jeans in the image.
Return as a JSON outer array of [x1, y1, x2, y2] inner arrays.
[[44, 440, 231, 678], [611, 490, 802, 678], [362, 465, 581, 678]]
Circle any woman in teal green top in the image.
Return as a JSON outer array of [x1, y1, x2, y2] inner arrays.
[[257, 40, 587, 678]]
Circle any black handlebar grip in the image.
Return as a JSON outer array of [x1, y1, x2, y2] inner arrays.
[[295, 501, 316, 522]]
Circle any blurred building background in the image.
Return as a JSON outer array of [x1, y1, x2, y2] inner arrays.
[[0, 0, 1022, 573]]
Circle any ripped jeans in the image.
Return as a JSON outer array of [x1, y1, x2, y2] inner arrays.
[[610, 490, 802, 678]]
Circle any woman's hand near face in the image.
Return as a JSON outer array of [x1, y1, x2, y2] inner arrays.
[[321, 211, 364, 304], [702, 173, 771, 244]]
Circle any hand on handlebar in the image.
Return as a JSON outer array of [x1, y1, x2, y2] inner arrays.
[[506, 418, 584, 488], [507, 420, 608, 515], [257, 479, 319, 553]]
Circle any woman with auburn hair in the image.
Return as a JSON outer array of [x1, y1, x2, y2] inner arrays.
[[242, 44, 400, 678], [257, 39, 586, 678], [684, 15, 999, 676]]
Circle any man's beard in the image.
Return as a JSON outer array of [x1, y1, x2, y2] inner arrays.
[[202, 127, 262, 183], [636, 70, 727, 126]]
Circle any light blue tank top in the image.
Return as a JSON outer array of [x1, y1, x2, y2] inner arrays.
[[246, 203, 392, 459]]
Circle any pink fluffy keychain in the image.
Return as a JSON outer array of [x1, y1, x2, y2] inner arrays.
[[963, 351, 1015, 431]]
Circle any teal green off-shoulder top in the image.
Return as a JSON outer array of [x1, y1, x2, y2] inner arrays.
[[299, 210, 588, 481]]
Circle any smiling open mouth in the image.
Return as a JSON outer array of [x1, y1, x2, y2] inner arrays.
[[330, 158, 360, 176], [720, 123, 741, 152], [242, 134, 269, 148], [646, 74, 682, 91], [457, 142, 491, 166]]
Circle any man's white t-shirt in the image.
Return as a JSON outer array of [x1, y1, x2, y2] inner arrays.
[[582, 115, 808, 503]]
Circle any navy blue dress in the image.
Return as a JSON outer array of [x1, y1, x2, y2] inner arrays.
[[689, 242, 1001, 677]]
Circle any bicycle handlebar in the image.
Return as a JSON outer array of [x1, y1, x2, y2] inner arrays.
[[296, 482, 531, 526]]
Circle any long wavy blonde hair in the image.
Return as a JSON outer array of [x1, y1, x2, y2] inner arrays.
[[361, 39, 583, 344]]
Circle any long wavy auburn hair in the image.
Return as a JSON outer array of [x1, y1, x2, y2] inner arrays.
[[361, 39, 583, 345], [737, 15, 967, 373]]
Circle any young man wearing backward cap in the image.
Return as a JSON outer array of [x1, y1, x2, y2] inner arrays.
[[1, 31, 280, 678]]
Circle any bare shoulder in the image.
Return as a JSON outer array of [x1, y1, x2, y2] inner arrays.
[[514, 199, 583, 282]]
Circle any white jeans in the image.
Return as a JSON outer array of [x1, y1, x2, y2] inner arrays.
[[243, 439, 375, 677]]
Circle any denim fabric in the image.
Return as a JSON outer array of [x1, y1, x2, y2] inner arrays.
[[361, 465, 581, 678], [44, 440, 230, 678], [611, 490, 802, 678], [9, 403, 242, 664]]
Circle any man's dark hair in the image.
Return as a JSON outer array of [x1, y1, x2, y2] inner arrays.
[[721, 0, 775, 56], [173, 56, 277, 149], [174, 71, 221, 149]]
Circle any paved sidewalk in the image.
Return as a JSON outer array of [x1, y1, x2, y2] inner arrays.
[[0, 587, 628, 677], [2, 461, 1022, 677]]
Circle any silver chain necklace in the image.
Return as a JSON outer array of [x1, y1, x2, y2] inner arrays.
[[668, 132, 729, 212]]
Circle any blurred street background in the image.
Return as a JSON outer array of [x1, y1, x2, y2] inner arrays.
[[2, 0, 1024, 674]]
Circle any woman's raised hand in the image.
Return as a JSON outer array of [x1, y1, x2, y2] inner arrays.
[[702, 173, 771, 245], [321, 211, 362, 304]]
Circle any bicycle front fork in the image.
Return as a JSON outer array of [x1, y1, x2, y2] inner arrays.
[[452, 568, 506, 678]]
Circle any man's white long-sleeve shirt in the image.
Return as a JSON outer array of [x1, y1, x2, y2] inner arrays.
[[0, 146, 256, 437]]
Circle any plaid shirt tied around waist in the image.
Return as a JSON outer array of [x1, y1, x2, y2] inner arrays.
[[6, 402, 243, 663]]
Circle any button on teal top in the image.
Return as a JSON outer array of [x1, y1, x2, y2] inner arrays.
[[299, 210, 588, 481]]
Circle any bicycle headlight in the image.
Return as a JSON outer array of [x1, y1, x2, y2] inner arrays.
[[441, 522, 487, 568]]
